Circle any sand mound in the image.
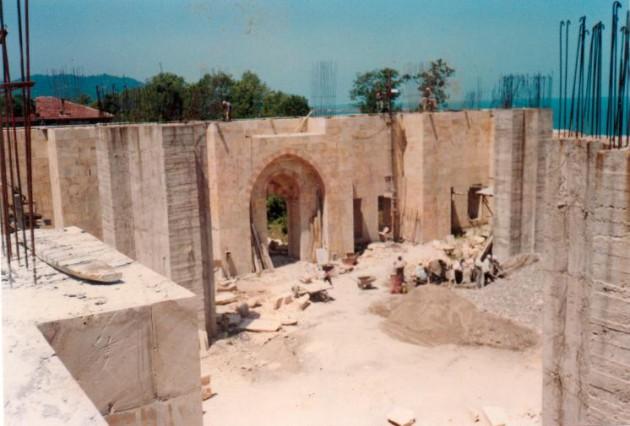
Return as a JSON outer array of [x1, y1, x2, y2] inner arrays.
[[379, 286, 538, 350]]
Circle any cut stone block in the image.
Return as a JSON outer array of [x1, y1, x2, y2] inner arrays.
[[295, 294, 311, 310], [216, 292, 238, 305], [240, 318, 282, 332], [201, 386, 213, 401], [482, 406, 508, 426], [200, 375, 210, 386], [387, 406, 416, 426], [151, 299, 200, 400]]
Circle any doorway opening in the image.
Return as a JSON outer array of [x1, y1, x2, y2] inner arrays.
[[250, 154, 326, 272], [266, 195, 292, 267], [378, 196, 392, 231]]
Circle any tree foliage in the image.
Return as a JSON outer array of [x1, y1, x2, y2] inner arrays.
[[186, 71, 235, 120], [413, 59, 455, 110], [143, 73, 187, 121], [92, 70, 309, 122], [349, 68, 405, 113], [262, 91, 310, 117], [231, 71, 268, 118], [266, 195, 288, 236], [349, 60, 455, 113]]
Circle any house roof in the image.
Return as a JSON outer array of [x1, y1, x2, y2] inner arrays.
[[34, 96, 113, 122]]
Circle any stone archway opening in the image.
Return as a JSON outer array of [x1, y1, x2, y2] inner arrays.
[[250, 155, 325, 271]]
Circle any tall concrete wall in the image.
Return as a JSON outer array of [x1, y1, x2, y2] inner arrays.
[[96, 124, 210, 320], [47, 127, 102, 239], [493, 109, 552, 261], [542, 139, 630, 425], [15, 127, 101, 236], [15, 128, 54, 225], [399, 110, 494, 243], [21, 111, 540, 280]]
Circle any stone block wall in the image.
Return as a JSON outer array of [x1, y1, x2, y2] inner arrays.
[[493, 109, 552, 261], [207, 115, 392, 274], [542, 139, 630, 425], [399, 110, 494, 243], [15, 126, 102, 236], [39, 298, 202, 425], [3, 227, 203, 426], [15, 128, 54, 226], [96, 124, 210, 320], [47, 127, 102, 239]]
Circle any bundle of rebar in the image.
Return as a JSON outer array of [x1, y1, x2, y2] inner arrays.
[[559, 1, 629, 147], [0, 0, 35, 266], [491, 73, 552, 109]]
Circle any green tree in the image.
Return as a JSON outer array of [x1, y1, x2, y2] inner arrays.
[[97, 92, 122, 116], [261, 91, 310, 117], [142, 73, 188, 121], [414, 59, 455, 110], [231, 71, 268, 118], [186, 71, 235, 120], [349, 68, 405, 113], [2, 95, 34, 118], [73, 93, 92, 105]]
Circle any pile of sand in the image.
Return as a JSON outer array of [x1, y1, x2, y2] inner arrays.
[[375, 286, 538, 350]]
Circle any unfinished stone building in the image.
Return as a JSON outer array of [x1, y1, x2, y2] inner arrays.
[[19, 109, 549, 279], [6, 107, 630, 425]]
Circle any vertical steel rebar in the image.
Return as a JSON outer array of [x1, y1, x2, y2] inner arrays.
[[0, 0, 35, 266], [558, 21, 564, 132]]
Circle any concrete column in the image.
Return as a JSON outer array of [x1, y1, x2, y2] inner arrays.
[[96, 127, 136, 258]]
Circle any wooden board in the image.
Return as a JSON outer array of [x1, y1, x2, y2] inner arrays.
[[35, 230, 122, 283]]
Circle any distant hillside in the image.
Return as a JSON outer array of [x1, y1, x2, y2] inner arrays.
[[31, 73, 143, 101]]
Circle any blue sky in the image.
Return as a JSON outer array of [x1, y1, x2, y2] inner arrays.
[[7, 0, 627, 102]]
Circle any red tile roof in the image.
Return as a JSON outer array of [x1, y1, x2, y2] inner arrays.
[[34, 96, 113, 122]]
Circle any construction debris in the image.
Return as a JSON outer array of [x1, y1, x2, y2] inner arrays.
[[201, 375, 213, 400], [216, 292, 239, 305], [387, 406, 416, 426], [240, 318, 282, 333], [217, 279, 238, 292], [481, 406, 508, 426], [295, 294, 311, 310], [357, 275, 376, 289]]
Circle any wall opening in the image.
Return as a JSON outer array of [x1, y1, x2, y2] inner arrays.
[[353, 198, 365, 244], [468, 184, 483, 220], [250, 155, 326, 272], [451, 187, 464, 235], [266, 194, 293, 267], [378, 196, 392, 234]]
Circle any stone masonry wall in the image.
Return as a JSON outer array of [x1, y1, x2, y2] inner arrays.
[[15, 128, 54, 226], [542, 139, 630, 425], [399, 110, 494, 243], [45, 126, 103, 238], [493, 109, 552, 261], [207, 115, 391, 275], [96, 124, 210, 320]]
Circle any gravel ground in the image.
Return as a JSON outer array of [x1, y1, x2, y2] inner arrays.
[[455, 261, 544, 333]]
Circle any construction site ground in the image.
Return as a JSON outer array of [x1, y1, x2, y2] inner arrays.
[[201, 240, 543, 426]]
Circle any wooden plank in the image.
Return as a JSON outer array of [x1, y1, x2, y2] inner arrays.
[[251, 222, 274, 271], [36, 250, 122, 283]]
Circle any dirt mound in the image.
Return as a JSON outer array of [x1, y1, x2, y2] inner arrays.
[[378, 286, 538, 350]]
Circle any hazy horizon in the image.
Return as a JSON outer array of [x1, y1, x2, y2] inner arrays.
[[6, 1, 627, 103]]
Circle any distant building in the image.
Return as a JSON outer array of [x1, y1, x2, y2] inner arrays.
[[30, 96, 113, 125]]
